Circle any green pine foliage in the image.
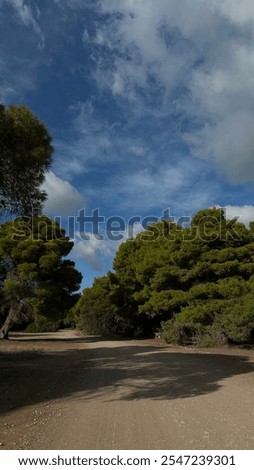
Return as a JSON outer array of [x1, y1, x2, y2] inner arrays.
[[72, 276, 127, 336], [0, 103, 82, 336], [0, 104, 53, 218], [75, 208, 254, 346], [0, 216, 82, 332]]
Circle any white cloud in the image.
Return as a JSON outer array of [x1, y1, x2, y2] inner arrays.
[[42, 171, 84, 217], [72, 219, 146, 272], [73, 233, 116, 271], [90, 0, 224, 98], [210, 0, 254, 26], [87, 0, 254, 185], [224, 205, 254, 227], [187, 112, 254, 183]]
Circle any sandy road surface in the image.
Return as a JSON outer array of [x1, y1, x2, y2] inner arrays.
[[0, 330, 254, 450]]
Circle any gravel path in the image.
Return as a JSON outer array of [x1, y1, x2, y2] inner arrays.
[[0, 330, 254, 449]]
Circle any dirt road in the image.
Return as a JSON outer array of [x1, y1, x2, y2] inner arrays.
[[1, 330, 254, 450]]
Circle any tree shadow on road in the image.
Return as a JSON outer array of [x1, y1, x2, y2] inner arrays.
[[75, 344, 254, 402], [0, 335, 254, 416]]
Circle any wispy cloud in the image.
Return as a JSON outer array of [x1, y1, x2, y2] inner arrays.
[[99, 163, 214, 212], [5, 0, 45, 49], [0, 53, 41, 102], [51, 102, 215, 214], [52, 100, 151, 178], [84, 0, 254, 186], [0, 0, 49, 102]]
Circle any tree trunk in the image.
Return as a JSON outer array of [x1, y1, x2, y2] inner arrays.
[[0, 311, 14, 339], [0, 298, 34, 339]]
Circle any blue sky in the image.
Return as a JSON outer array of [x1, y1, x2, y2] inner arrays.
[[1, 0, 254, 288]]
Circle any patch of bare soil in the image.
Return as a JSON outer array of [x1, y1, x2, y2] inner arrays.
[[0, 330, 254, 450]]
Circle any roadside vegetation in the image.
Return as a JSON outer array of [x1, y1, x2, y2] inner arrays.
[[0, 104, 82, 338], [1, 103, 254, 347], [73, 209, 254, 347]]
